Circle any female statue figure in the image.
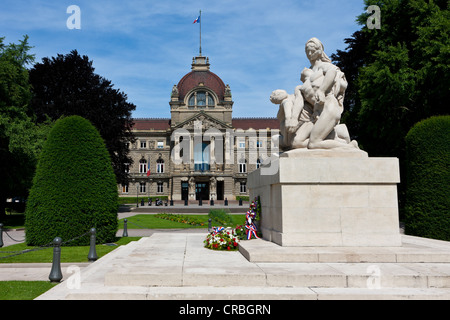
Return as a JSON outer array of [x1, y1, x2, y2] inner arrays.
[[303, 37, 358, 149], [271, 38, 358, 151]]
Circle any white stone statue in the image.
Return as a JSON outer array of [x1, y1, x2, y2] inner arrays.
[[271, 37, 358, 151]]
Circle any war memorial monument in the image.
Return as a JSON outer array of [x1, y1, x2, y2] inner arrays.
[[249, 37, 402, 247]]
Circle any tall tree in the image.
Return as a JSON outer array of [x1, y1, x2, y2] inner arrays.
[[331, 0, 449, 157], [29, 50, 136, 185], [0, 35, 50, 219]]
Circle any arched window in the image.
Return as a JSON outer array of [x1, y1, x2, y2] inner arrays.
[[188, 91, 215, 107], [238, 158, 247, 173], [139, 159, 147, 173], [156, 158, 164, 173], [256, 158, 261, 169]]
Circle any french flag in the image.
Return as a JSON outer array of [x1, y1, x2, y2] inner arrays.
[[193, 16, 200, 24]]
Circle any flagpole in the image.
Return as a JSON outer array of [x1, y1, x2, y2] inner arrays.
[[199, 10, 202, 56]]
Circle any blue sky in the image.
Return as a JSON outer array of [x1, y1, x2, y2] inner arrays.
[[0, 0, 366, 119]]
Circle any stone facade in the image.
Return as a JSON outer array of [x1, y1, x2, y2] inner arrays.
[[119, 55, 280, 201]]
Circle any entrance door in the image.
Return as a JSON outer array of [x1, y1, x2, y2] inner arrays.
[[181, 182, 189, 201], [195, 182, 209, 201], [216, 181, 224, 200]]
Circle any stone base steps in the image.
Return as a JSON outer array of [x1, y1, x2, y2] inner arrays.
[[238, 237, 450, 263], [36, 234, 450, 301], [64, 285, 450, 300], [103, 262, 450, 289]]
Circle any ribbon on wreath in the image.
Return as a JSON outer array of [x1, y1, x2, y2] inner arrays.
[[212, 226, 225, 235], [245, 205, 260, 240], [245, 223, 259, 240]]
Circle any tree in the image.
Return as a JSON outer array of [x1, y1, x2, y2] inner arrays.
[[0, 35, 51, 219], [331, 0, 449, 158], [28, 50, 136, 185], [25, 116, 118, 246]]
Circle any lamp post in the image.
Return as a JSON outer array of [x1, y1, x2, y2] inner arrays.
[[136, 183, 139, 208]]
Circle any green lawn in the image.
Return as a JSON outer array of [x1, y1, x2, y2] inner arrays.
[[0, 212, 246, 300], [0, 281, 58, 300], [0, 237, 140, 263]]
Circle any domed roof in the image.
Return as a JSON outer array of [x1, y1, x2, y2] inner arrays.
[[176, 56, 226, 102]]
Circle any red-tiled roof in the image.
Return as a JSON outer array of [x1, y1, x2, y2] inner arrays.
[[131, 117, 279, 131], [177, 71, 226, 101], [131, 118, 171, 130], [232, 118, 280, 130]]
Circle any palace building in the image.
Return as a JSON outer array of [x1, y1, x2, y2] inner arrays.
[[120, 55, 279, 201]]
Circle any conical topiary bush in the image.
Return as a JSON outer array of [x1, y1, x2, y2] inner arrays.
[[25, 115, 118, 246]]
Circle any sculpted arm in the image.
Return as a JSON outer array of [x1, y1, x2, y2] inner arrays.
[[315, 66, 337, 104], [291, 85, 304, 122]]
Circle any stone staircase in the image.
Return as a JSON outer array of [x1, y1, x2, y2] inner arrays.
[[36, 233, 450, 300]]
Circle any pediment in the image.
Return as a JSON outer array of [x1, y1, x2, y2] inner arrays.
[[173, 111, 233, 131]]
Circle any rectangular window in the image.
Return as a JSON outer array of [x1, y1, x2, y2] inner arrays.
[[140, 183, 146, 193], [157, 182, 164, 193], [140, 141, 147, 149], [240, 182, 247, 193], [122, 184, 128, 194], [124, 163, 130, 173], [239, 141, 245, 149], [156, 162, 164, 173], [157, 141, 164, 149], [256, 140, 263, 148]]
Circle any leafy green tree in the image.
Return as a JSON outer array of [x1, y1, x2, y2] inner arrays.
[[28, 50, 136, 185], [331, 0, 449, 157], [25, 116, 118, 246], [0, 35, 51, 219]]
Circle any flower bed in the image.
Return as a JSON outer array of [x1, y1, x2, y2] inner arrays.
[[154, 213, 205, 226]]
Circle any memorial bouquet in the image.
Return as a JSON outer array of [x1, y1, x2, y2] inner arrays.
[[204, 196, 262, 250], [204, 226, 240, 251]]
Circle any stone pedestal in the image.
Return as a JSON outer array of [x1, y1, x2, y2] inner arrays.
[[248, 149, 402, 247]]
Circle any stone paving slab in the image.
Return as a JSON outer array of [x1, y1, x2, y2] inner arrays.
[[34, 233, 450, 300]]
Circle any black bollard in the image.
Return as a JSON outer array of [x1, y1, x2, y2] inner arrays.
[[170, 199, 174, 206], [239, 199, 243, 206], [208, 219, 212, 233], [210, 199, 214, 206], [49, 237, 63, 282], [224, 198, 228, 206], [87, 228, 98, 262], [184, 199, 188, 206], [0, 223, 3, 248], [123, 219, 128, 237]]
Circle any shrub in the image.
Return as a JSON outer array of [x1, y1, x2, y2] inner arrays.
[[208, 209, 233, 226], [404, 116, 450, 241], [25, 116, 118, 246]]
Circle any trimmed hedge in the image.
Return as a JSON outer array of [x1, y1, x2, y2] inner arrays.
[[25, 116, 118, 246], [404, 116, 450, 241]]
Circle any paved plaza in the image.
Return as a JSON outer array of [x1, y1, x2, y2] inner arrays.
[[2, 207, 450, 300], [34, 233, 450, 300]]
